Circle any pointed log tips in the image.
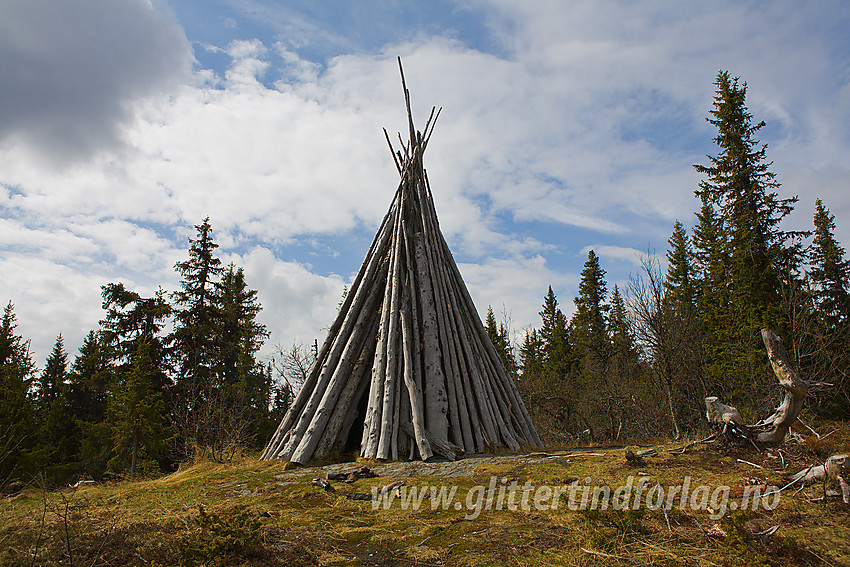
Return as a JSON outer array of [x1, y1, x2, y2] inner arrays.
[[384, 57, 440, 178]]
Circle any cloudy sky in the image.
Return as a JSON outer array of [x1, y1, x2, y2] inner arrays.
[[2, 0, 849, 366]]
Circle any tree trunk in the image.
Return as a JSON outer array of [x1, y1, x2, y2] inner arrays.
[[704, 328, 810, 446], [753, 328, 810, 444]]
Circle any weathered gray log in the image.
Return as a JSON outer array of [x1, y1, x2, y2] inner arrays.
[[431, 258, 476, 451], [704, 396, 745, 427], [400, 423, 462, 461], [754, 328, 810, 444], [376, 206, 405, 459], [790, 454, 850, 504], [400, 304, 433, 460], [703, 328, 811, 447], [414, 231, 449, 442], [418, 208, 466, 448], [362, 212, 401, 458]]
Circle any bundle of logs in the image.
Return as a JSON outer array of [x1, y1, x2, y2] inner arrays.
[[262, 60, 541, 465]]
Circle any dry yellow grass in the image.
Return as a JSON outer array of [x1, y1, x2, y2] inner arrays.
[[1, 424, 848, 566]]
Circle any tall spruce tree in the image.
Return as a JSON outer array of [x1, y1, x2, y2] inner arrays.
[[608, 285, 633, 359], [169, 219, 227, 458], [66, 330, 115, 477], [693, 71, 797, 410], [171, 217, 223, 395], [36, 335, 76, 477], [807, 199, 850, 416], [572, 250, 609, 361], [0, 302, 36, 485], [538, 287, 570, 375], [35, 335, 66, 416], [570, 251, 611, 440], [665, 221, 698, 308], [213, 263, 271, 447], [100, 285, 171, 474], [810, 199, 850, 326]]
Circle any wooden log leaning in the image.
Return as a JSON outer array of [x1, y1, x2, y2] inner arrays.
[[414, 230, 450, 444], [702, 328, 812, 447], [400, 303, 433, 460], [361, 207, 403, 459], [400, 423, 462, 461], [376, 202, 406, 460]]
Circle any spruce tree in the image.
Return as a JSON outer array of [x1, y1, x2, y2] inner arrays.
[[693, 71, 797, 409], [608, 285, 633, 359], [806, 199, 850, 416], [485, 306, 514, 376], [67, 331, 113, 425], [108, 337, 170, 479], [36, 335, 77, 477], [519, 329, 543, 377], [538, 287, 570, 375], [569, 251, 611, 440], [171, 217, 223, 392], [100, 285, 171, 474], [213, 264, 267, 387], [100, 283, 171, 369], [572, 250, 609, 360], [665, 221, 698, 307], [809, 199, 850, 326], [66, 331, 115, 477], [213, 263, 271, 447], [0, 302, 37, 484], [35, 334, 67, 415]]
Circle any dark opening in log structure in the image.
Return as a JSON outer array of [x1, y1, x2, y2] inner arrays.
[[261, 60, 541, 464]]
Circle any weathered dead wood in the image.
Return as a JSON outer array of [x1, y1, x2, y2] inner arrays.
[[376, 204, 406, 460], [789, 454, 850, 504], [361, 212, 401, 459], [289, 280, 385, 464], [703, 328, 813, 448], [432, 201, 540, 447], [753, 328, 810, 443], [419, 216, 465, 449], [400, 423, 462, 461], [414, 230, 450, 443], [400, 303, 432, 460]]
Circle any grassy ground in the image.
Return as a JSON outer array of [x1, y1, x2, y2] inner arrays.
[[2, 425, 849, 567]]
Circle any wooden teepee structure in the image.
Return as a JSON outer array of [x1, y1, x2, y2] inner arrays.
[[262, 61, 541, 464]]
